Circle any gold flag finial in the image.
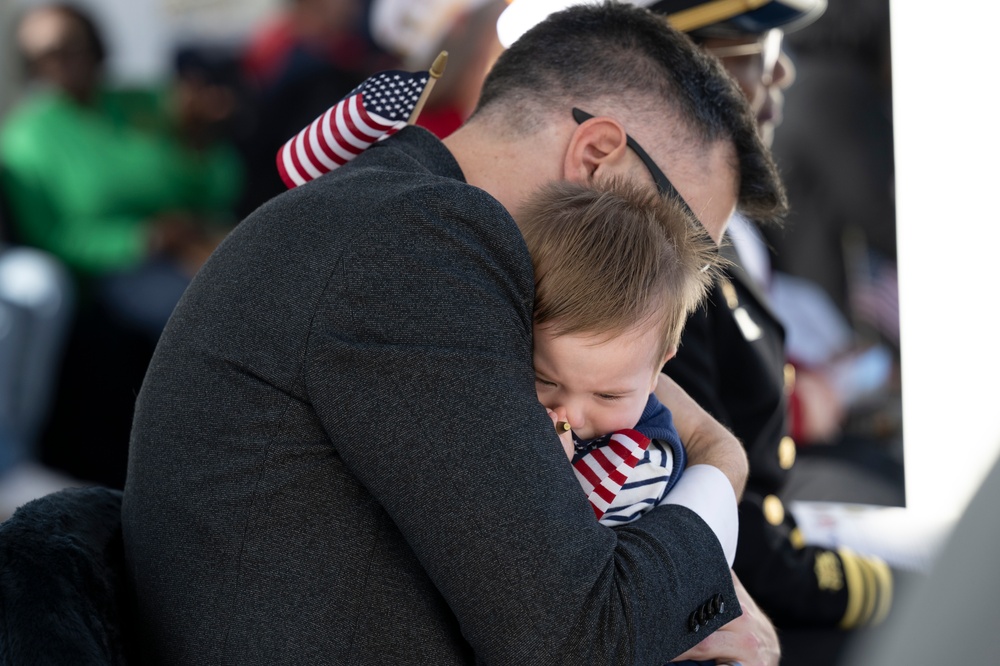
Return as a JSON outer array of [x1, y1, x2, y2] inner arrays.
[[430, 50, 449, 79], [407, 51, 449, 125]]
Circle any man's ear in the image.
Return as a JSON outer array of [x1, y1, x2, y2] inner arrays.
[[562, 115, 631, 185]]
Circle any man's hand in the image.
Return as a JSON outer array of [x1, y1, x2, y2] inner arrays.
[[672, 570, 781, 666], [655, 374, 748, 499]]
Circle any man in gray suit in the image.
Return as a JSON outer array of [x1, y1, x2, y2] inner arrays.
[[122, 3, 786, 664]]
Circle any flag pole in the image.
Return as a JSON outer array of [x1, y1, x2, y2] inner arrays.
[[407, 51, 449, 125]]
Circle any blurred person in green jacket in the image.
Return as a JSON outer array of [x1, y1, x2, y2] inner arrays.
[[1, 3, 242, 338], [0, 3, 243, 488]]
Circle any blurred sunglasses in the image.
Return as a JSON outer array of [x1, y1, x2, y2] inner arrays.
[[703, 29, 783, 86]]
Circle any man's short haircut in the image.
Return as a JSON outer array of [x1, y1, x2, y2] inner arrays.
[[516, 179, 721, 364], [475, 0, 787, 224]]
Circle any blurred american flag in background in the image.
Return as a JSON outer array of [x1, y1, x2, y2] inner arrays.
[[846, 238, 900, 347]]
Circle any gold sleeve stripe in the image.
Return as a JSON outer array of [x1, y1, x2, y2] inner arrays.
[[869, 556, 894, 626], [855, 556, 879, 627], [666, 0, 772, 32], [837, 547, 865, 629]]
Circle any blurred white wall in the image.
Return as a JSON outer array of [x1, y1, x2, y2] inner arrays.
[[162, 0, 284, 44], [891, 0, 1000, 519]]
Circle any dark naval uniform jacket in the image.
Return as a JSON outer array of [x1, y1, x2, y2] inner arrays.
[[121, 127, 739, 665], [665, 240, 891, 629]]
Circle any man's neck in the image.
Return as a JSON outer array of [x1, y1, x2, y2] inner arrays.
[[442, 119, 566, 217]]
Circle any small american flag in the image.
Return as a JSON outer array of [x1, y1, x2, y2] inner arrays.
[[276, 68, 431, 188], [572, 429, 651, 520]]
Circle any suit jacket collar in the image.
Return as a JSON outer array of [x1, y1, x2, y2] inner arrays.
[[368, 125, 467, 184]]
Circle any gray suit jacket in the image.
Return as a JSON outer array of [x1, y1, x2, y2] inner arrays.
[[121, 127, 738, 665]]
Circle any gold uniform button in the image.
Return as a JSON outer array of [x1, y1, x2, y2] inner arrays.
[[720, 279, 739, 309], [784, 363, 796, 393], [763, 494, 785, 526], [778, 436, 797, 470]]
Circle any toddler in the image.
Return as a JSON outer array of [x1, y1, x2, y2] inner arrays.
[[515, 179, 720, 525]]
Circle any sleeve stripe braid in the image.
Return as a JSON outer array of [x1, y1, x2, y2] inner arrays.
[[868, 555, 894, 626], [837, 547, 865, 629], [857, 555, 879, 627], [838, 547, 873, 629]]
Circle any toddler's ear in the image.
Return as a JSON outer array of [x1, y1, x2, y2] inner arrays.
[[651, 346, 678, 391], [661, 345, 678, 367]]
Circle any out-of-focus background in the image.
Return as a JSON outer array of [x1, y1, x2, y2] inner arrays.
[[0, 0, 516, 508]]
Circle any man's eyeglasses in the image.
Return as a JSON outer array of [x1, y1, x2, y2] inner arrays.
[[571, 107, 697, 222]]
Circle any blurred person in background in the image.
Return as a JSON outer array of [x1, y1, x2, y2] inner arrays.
[[242, 0, 373, 89], [0, 3, 243, 488], [764, 0, 896, 332], [368, 0, 506, 139], [641, 2, 900, 664], [0, 194, 76, 519], [762, 0, 902, 475], [236, 0, 389, 217], [673, 4, 878, 449]]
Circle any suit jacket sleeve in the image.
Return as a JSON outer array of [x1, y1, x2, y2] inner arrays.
[[304, 185, 739, 664]]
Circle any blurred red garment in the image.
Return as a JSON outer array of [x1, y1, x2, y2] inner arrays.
[[415, 105, 464, 139], [242, 14, 370, 87]]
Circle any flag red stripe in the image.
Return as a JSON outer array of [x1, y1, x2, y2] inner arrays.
[[338, 97, 375, 151], [333, 101, 368, 156], [589, 447, 619, 476], [569, 429, 654, 520], [350, 94, 396, 136], [276, 138, 297, 188], [309, 108, 340, 169], [322, 105, 355, 165], [607, 438, 639, 465], [298, 123, 323, 179], [585, 452, 624, 503], [573, 457, 602, 491], [287, 134, 310, 188], [592, 483, 617, 504], [589, 449, 629, 486], [612, 429, 651, 456]]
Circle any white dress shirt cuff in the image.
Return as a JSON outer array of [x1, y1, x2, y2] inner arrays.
[[660, 464, 739, 566]]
